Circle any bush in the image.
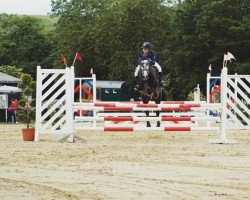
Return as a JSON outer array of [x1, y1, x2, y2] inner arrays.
[[17, 74, 36, 128], [187, 91, 206, 101]]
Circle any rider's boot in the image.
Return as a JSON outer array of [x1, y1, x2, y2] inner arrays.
[[159, 72, 166, 87], [134, 76, 140, 91]]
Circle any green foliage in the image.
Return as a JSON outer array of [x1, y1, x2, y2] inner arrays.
[[187, 91, 206, 101], [166, 0, 250, 99], [162, 74, 174, 100], [51, 0, 249, 100], [17, 74, 36, 128], [0, 14, 52, 77], [212, 92, 220, 103], [236, 101, 249, 125], [31, 15, 58, 33], [0, 65, 23, 78]]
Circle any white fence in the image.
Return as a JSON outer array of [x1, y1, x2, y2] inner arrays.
[[35, 66, 249, 143]]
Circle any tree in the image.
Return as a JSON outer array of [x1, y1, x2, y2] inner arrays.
[[17, 74, 36, 128], [51, 0, 172, 83], [0, 65, 23, 78], [0, 14, 52, 77], [51, 0, 249, 100], [166, 0, 250, 99]]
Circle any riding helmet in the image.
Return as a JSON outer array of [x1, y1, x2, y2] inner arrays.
[[141, 42, 152, 49]]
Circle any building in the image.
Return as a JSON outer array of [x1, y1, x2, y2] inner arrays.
[[77, 80, 126, 102], [0, 72, 21, 122], [96, 80, 125, 101], [0, 72, 21, 87]]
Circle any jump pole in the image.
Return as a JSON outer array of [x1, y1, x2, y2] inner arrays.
[[209, 67, 236, 144]]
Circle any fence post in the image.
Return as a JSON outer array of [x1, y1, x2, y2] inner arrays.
[[209, 67, 237, 144], [206, 73, 211, 127], [35, 66, 42, 142]]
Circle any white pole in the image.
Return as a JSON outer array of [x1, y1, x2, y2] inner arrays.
[[71, 66, 75, 110], [5, 94, 8, 123], [66, 67, 74, 142], [92, 74, 97, 127], [195, 84, 200, 102], [193, 84, 200, 126], [72, 53, 77, 67], [206, 73, 211, 127], [209, 67, 236, 143], [92, 74, 97, 102], [223, 54, 227, 68], [5, 108, 7, 123], [35, 66, 42, 142], [206, 73, 210, 103], [79, 79, 82, 103], [220, 67, 227, 141], [234, 73, 238, 114]]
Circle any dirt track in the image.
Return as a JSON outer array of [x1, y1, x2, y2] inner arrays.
[[0, 124, 249, 199]]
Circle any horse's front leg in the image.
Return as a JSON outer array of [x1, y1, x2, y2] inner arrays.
[[156, 110, 160, 127], [142, 97, 151, 127], [145, 111, 151, 127], [156, 98, 161, 127]]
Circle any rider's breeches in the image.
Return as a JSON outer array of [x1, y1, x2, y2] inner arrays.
[[134, 62, 162, 77], [154, 62, 162, 73]]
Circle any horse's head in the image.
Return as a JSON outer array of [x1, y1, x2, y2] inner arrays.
[[139, 59, 151, 81]]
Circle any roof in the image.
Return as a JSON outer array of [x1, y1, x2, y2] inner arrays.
[[96, 80, 125, 89], [0, 85, 22, 93], [81, 80, 125, 89], [0, 72, 21, 83]]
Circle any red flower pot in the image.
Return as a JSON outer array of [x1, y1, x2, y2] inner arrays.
[[22, 128, 35, 141]]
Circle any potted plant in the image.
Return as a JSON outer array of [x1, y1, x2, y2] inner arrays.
[[17, 73, 36, 141]]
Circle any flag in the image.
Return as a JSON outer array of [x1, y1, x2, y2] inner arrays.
[[75, 52, 83, 62], [90, 68, 93, 75], [61, 54, 67, 67], [227, 52, 236, 62], [208, 64, 212, 71], [72, 52, 84, 66]]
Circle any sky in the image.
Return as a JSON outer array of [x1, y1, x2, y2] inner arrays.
[[0, 0, 52, 15]]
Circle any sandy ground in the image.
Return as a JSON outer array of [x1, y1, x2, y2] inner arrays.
[[0, 123, 249, 200]]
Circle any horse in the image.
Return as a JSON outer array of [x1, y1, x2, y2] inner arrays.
[[137, 59, 162, 127]]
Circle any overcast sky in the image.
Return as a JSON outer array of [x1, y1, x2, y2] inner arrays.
[[0, 0, 52, 15]]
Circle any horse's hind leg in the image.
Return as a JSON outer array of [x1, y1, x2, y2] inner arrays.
[[156, 110, 160, 127], [145, 111, 151, 127]]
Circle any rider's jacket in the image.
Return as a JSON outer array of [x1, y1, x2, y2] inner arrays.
[[137, 50, 156, 66]]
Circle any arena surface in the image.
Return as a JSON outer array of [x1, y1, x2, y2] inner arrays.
[[0, 124, 249, 199]]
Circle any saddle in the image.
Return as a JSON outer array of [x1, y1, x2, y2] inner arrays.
[[151, 65, 160, 79]]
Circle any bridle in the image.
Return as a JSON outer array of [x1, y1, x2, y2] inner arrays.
[[140, 60, 150, 81]]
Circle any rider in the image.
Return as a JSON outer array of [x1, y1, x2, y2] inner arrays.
[[134, 42, 164, 90]]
